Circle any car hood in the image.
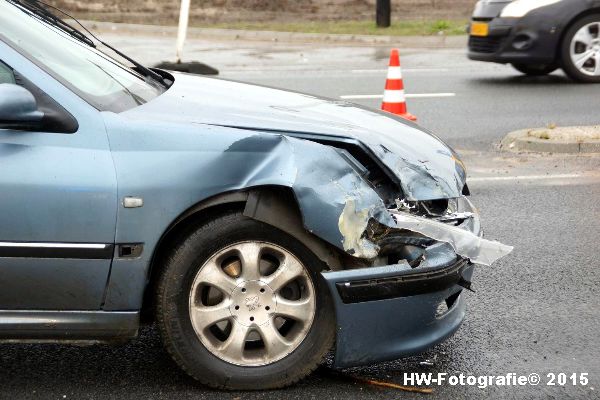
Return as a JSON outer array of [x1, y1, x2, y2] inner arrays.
[[121, 73, 466, 201]]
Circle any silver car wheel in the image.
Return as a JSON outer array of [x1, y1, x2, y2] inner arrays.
[[570, 21, 600, 76], [188, 241, 316, 366]]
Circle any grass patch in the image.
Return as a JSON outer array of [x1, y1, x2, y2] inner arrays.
[[204, 19, 467, 36]]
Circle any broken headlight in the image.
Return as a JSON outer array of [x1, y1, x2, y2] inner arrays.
[[421, 198, 457, 216], [395, 197, 473, 225]]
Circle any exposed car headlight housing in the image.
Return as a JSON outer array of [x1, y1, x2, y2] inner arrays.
[[500, 0, 562, 18]]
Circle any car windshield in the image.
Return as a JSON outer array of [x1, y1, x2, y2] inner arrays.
[[0, 1, 165, 112]]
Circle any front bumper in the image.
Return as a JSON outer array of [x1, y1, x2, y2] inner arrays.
[[322, 197, 480, 368], [467, 2, 564, 65]]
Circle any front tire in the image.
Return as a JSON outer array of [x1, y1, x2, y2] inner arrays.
[[560, 14, 600, 83], [511, 63, 557, 76], [155, 210, 335, 390]]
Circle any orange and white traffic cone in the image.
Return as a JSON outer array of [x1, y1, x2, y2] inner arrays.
[[381, 49, 417, 122]]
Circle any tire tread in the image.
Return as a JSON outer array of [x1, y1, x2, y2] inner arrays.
[[155, 211, 334, 390]]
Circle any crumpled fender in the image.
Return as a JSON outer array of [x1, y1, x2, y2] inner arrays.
[[102, 111, 511, 310], [235, 133, 511, 266], [224, 133, 391, 253]]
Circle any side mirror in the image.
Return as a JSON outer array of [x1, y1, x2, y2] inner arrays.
[[0, 83, 44, 130]]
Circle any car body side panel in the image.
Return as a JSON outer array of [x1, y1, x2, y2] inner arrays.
[[0, 42, 116, 243], [0, 310, 138, 340], [102, 115, 383, 309], [0, 41, 117, 310]]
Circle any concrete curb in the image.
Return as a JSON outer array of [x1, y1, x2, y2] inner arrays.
[[83, 20, 468, 48], [501, 128, 600, 154]]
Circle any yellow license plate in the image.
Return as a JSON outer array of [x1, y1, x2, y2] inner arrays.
[[470, 22, 489, 37]]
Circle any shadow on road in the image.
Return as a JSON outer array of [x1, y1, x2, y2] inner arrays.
[[471, 74, 575, 86], [0, 325, 444, 399]]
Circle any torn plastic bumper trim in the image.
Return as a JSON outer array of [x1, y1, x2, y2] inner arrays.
[[389, 210, 513, 266], [322, 262, 475, 368], [332, 259, 469, 304], [339, 195, 512, 265]]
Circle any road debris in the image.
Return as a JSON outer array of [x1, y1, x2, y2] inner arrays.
[[350, 375, 434, 394], [419, 354, 437, 366]]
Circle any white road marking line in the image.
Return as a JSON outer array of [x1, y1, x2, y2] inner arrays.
[[351, 68, 449, 73], [468, 174, 583, 182], [340, 93, 455, 100], [407, 93, 455, 98]]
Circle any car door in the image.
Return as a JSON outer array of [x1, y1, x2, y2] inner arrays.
[[0, 55, 118, 310]]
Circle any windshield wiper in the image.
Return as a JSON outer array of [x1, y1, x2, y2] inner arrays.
[[90, 60, 145, 106], [8, 0, 169, 88]]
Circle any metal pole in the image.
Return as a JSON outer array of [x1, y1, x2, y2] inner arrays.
[[175, 0, 191, 63], [376, 0, 391, 28]]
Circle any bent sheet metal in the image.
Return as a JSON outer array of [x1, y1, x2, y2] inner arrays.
[[339, 198, 512, 265]]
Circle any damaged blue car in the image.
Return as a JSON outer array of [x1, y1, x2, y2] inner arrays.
[[0, 0, 512, 390]]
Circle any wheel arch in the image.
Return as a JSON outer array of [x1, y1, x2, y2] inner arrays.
[[556, 7, 600, 61], [140, 185, 344, 321]]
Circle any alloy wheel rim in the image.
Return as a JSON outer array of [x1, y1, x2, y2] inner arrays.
[[570, 22, 600, 76], [188, 241, 316, 366]]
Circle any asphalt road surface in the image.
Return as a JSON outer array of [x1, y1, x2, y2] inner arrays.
[[2, 33, 600, 399]]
